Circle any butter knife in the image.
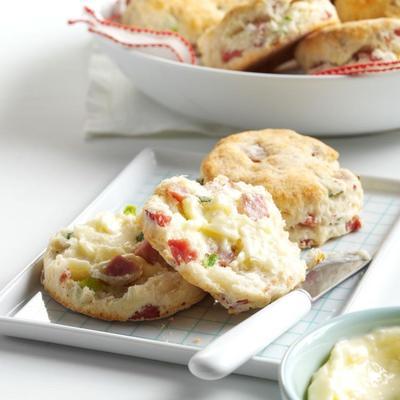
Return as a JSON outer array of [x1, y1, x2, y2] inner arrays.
[[189, 251, 371, 380]]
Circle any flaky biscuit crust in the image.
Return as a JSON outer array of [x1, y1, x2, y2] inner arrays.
[[43, 261, 203, 321], [335, 0, 400, 22], [121, 0, 247, 45], [201, 129, 363, 248], [198, 0, 338, 70], [295, 18, 400, 72]]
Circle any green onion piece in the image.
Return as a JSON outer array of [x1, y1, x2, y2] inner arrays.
[[65, 232, 73, 240], [79, 277, 105, 292], [203, 253, 218, 268], [198, 196, 212, 203], [196, 178, 204, 185], [136, 232, 144, 242], [329, 190, 344, 198], [284, 15, 292, 21], [123, 204, 137, 215]]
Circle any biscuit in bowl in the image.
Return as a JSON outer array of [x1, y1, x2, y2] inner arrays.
[[295, 18, 400, 73], [198, 0, 339, 71], [121, 0, 247, 46], [140, 175, 306, 313], [42, 210, 206, 321], [201, 129, 363, 248], [335, 0, 400, 22]]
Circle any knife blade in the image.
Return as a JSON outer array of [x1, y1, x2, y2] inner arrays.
[[189, 251, 371, 380], [302, 251, 371, 301]]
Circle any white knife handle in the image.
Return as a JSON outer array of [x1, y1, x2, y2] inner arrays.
[[188, 289, 312, 380]]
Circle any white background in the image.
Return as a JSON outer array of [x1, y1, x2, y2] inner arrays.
[[1, 1, 400, 398]]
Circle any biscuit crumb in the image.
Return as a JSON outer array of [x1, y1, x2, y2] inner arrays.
[[306, 249, 326, 270]]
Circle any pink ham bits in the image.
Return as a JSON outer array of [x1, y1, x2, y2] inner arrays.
[[59, 270, 71, 284], [135, 240, 166, 265], [167, 186, 188, 202], [130, 304, 160, 320], [346, 216, 362, 232], [218, 248, 236, 267], [145, 210, 171, 227], [221, 49, 243, 63], [238, 193, 269, 221], [300, 214, 318, 228], [168, 239, 197, 265], [105, 255, 138, 276], [300, 239, 314, 248]]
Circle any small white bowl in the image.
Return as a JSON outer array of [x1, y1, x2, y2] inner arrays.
[[96, 1, 400, 137], [279, 307, 400, 400]]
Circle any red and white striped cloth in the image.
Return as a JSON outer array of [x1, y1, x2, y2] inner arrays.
[[314, 60, 400, 76], [69, 5, 196, 64]]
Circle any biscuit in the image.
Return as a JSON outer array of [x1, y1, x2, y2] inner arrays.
[[121, 0, 247, 45], [335, 0, 400, 22], [201, 129, 363, 248], [214, 0, 249, 12], [198, 0, 339, 71], [295, 18, 400, 73], [140, 175, 306, 313], [42, 211, 205, 321]]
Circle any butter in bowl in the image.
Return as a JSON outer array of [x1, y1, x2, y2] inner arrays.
[[279, 307, 400, 400]]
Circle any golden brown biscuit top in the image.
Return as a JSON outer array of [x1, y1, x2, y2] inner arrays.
[[201, 129, 342, 225], [335, 0, 400, 22], [201, 129, 338, 178], [121, 0, 248, 44], [295, 18, 400, 71], [213, 0, 250, 12]]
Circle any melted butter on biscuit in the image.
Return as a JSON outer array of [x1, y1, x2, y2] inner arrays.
[[179, 179, 286, 270], [308, 327, 400, 400]]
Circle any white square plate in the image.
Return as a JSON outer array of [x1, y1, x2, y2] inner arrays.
[[1, 148, 400, 380]]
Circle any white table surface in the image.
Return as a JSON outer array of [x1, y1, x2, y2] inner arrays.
[[1, 1, 400, 398]]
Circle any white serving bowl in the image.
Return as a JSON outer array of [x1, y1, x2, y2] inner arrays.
[[96, 2, 400, 136]]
